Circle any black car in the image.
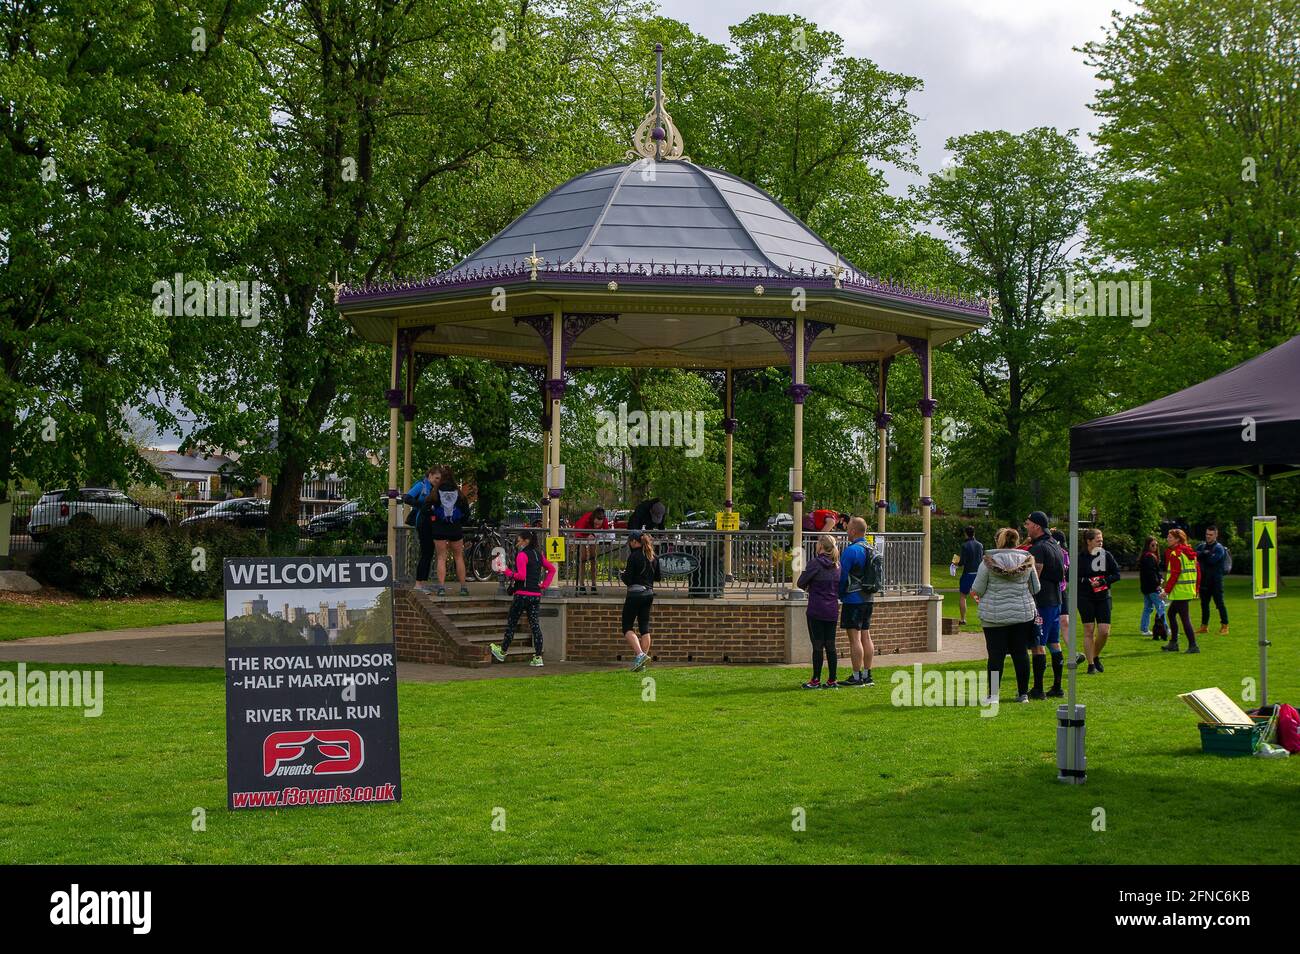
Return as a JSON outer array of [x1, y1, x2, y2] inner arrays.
[[677, 509, 750, 531], [304, 498, 385, 540], [179, 497, 270, 530]]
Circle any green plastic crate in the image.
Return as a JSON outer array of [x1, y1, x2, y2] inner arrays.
[[1197, 717, 1270, 757]]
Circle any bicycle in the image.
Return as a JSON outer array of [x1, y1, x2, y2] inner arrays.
[[465, 522, 510, 582]]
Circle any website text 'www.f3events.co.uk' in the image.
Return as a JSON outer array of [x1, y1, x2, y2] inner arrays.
[[232, 783, 396, 809]]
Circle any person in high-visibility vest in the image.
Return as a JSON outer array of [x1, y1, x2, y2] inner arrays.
[[1160, 528, 1201, 654]]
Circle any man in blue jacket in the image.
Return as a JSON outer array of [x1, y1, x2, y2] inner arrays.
[[838, 516, 877, 687], [1195, 524, 1229, 635]]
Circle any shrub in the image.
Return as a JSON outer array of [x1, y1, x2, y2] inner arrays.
[[33, 523, 272, 598]]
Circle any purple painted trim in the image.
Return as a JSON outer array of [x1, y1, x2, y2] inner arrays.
[[875, 500, 888, 510], [786, 383, 812, 404], [739, 317, 836, 377], [724, 499, 733, 508], [919, 496, 934, 507], [545, 377, 567, 400], [336, 261, 988, 316], [515, 313, 552, 350], [548, 488, 563, 500], [722, 417, 737, 434], [397, 327, 421, 364], [791, 491, 805, 503], [401, 404, 417, 422], [386, 489, 399, 498], [514, 312, 614, 375], [562, 313, 616, 368], [900, 335, 931, 400], [918, 398, 938, 418], [384, 388, 402, 408], [874, 411, 893, 429]]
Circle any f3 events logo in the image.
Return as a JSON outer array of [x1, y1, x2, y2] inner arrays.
[[263, 729, 364, 777]]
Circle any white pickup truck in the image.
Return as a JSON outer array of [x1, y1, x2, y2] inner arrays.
[[27, 488, 170, 540]]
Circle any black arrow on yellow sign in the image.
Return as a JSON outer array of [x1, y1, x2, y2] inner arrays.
[[1257, 524, 1275, 590]]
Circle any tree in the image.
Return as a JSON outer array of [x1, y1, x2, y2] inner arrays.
[[0, 0, 267, 500], [1083, 0, 1300, 365], [914, 128, 1097, 519]]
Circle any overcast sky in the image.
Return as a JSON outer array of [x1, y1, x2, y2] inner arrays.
[[653, 0, 1132, 193]]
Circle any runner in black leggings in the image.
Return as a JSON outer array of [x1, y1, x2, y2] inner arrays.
[[621, 531, 660, 673]]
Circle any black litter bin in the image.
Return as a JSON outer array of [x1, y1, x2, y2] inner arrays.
[[687, 539, 725, 598]]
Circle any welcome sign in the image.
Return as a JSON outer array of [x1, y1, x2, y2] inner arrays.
[[223, 556, 402, 810]]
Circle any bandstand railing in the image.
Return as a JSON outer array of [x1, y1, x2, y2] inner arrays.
[[395, 526, 927, 599]]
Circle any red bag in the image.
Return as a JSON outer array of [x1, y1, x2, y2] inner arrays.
[[1277, 704, 1300, 754]]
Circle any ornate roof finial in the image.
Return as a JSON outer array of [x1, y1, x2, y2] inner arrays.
[[525, 244, 543, 281], [328, 270, 343, 304], [627, 42, 686, 163], [830, 253, 845, 289]]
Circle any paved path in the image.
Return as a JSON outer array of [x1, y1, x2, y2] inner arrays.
[[0, 624, 989, 684]]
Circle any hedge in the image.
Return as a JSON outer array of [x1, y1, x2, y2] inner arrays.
[[33, 523, 273, 598], [32, 521, 392, 598]]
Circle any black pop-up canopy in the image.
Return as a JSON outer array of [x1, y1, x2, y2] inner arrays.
[[1069, 334, 1300, 477], [1056, 335, 1300, 785]]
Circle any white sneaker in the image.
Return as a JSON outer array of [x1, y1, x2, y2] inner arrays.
[[630, 652, 647, 672]]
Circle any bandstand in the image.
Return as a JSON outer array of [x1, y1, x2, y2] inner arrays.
[[335, 46, 988, 667]]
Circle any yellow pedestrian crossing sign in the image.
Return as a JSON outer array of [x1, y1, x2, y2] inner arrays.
[[546, 535, 566, 563], [1253, 516, 1278, 599]]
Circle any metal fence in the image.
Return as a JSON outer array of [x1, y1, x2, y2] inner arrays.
[[396, 525, 927, 598]]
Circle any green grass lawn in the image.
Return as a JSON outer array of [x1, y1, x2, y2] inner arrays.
[[0, 595, 223, 640], [1, 577, 1296, 864]]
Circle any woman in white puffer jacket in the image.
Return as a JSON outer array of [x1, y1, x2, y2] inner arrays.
[[971, 527, 1040, 702]]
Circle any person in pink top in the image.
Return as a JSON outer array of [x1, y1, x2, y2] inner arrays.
[[490, 530, 556, 667]]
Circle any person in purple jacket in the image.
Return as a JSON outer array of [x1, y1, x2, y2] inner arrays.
[[796, 534, 842, 688]]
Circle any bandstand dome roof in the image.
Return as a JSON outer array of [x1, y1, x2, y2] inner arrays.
[[448, 160, 861, 279], [337, 61, 988, 371]]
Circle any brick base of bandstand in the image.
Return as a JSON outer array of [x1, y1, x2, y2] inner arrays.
[[393, 586, 944, 667]]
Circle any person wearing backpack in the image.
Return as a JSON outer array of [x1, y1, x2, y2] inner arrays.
[[1195, 524, 1229, 636], [489, 530, 557, 667], [838, 515, 882, 686], [1078, 529, 1121, 674]]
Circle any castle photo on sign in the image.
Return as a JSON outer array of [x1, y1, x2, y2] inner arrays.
[[225, 587, 393, 648]]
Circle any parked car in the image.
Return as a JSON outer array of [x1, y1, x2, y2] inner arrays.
[[304, 498, 385, 540], [179, 497, 270, 530], [28, 488, 169, 540], [677, 509, 750, 531], [765, 512, 794, 531]]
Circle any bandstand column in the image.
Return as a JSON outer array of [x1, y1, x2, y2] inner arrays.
[[401, 345, 415, 513], [791, 314, 807, 579], [385, 324, 401, 561], [548, 307, 564, 538], [724, 368, 736, 579], [903, 335, 935, 594], [875, 357, 892, 534]]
